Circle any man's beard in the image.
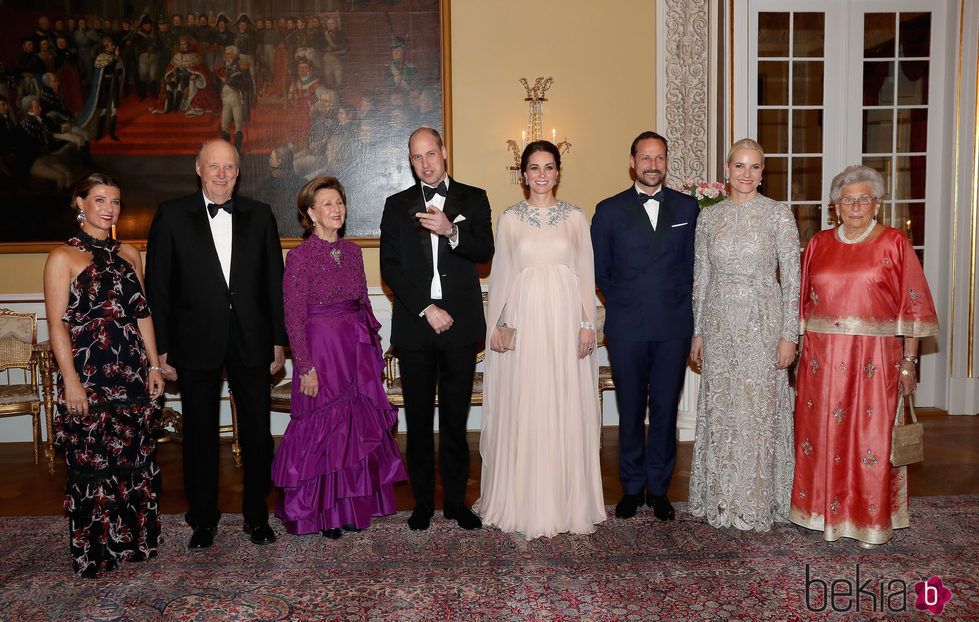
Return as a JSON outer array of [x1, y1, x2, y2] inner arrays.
[[637, 169, 664, 188]]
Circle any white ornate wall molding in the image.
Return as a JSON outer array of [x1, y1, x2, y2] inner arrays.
[[656, 0, 716, 183], [656, 0, 721, 440]]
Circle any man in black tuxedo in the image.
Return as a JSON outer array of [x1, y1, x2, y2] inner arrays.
[[145, 139, 287, 549], [591, 131, 700, 521], [380, 127, 494, 530]]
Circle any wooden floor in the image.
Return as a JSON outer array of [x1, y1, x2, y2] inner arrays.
[[1, 410, 976, 518]]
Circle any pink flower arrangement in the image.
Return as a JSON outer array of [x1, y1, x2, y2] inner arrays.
[[675, 178, 727, 208]]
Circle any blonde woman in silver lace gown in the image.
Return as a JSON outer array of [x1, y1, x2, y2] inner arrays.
[[688, 139, 801, 531]]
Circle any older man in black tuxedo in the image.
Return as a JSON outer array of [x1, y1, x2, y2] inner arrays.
[[145, 139, 287, 549], [380, 127, 494, 530]]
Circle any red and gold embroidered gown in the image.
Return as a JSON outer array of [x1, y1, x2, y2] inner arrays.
[[790, 227, 938, 544]]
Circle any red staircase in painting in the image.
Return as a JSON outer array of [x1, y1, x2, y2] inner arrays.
[[89, 92, 288, 156]]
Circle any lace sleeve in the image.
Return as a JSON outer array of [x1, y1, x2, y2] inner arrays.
[[692, 207, 711, 337], [282, 248, 312, 376], [775, 202, 801, 343]]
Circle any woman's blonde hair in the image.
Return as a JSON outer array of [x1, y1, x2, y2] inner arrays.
[[726, 138, 765, 165]]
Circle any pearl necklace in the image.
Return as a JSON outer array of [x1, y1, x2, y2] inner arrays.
[[836, 219, 877, 245]]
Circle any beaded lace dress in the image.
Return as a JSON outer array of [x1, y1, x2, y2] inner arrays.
[[687, 195, 800, 531]]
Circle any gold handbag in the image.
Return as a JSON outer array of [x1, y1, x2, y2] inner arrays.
[[498, 324, 517, 351], [890, 393, 924, 467]]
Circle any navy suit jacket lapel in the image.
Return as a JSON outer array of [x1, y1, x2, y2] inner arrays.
[[650, 195, 673, 245], [630, 187, 671, 264], [626, 191, 655, 250]]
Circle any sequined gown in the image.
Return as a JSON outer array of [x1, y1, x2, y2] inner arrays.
[[687, 195, 800, 531], [474, 200, 606, 538], [55, 231, 162, 577], [790, 227, 938, 544], [271, 234, 406, 533]]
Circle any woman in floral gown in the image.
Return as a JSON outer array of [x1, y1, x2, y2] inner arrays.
[[43, 173, 165, 577], [474, 141, 606, 538]]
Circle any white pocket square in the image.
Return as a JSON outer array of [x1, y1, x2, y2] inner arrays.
[[671, 222, 688, 227], [453, 214, 467, 223]]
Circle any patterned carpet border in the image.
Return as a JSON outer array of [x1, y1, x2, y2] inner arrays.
[[0, 496, 976, 621]]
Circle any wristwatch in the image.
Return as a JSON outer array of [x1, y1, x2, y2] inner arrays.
[[446, 224, 459, 239]]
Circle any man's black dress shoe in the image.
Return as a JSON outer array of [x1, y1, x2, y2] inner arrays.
[[615, 493, 641, 519], [407, 505, 434, 530], [443, 506, 482, 530], [649, 494, 676, 521], [242, 521, 276, 545], [342, 524, 363, 532], [321, 528, 343, 539], [188, 525, 216, 550]]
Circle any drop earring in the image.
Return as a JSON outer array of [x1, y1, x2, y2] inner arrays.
[[76, 210, 86, 222]]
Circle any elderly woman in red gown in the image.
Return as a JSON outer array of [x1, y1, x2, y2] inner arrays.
[[790, 165, 938, 548]]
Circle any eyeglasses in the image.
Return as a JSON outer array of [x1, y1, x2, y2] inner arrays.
[[839, 195, 877, 206]]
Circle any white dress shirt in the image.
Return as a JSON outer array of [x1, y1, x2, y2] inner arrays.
[[635, 182, 661, 230], [203, 191, 233, 286], [421, 177, 461, 302]]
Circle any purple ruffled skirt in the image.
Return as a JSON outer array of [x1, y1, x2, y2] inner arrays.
[[272, 299, 406, 534]]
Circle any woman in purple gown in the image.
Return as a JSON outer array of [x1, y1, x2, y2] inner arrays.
[[271, 176, 406, 539]]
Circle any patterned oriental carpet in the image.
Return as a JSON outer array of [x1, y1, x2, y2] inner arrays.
[[0, 497, 975, 621]]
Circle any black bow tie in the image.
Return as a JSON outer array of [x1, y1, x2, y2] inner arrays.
[[423, 181, 447, 202], [638, 189, 664, 204], [207, 199, 234, 218]]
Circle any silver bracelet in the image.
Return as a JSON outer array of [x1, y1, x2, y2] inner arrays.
[[903, 355, 918, 364], [148, 366, 163, 373], [580, 321, 594, 330]]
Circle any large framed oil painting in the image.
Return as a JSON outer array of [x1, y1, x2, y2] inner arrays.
[[0, 0, 449, 251]]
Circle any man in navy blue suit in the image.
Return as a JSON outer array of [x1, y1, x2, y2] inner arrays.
[[591, 131, 699, 521]]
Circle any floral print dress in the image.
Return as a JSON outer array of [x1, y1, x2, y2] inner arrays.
[[55, 230, 162, 577]]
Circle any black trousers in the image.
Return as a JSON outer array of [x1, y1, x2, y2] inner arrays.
[[177, 330, 273, 528], [398, 337, 478, 511]]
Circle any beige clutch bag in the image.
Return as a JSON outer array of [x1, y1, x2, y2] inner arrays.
[[498, 324, 517, 351]]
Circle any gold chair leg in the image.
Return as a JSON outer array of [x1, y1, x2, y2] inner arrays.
[[39, 350, 57, 474], [33, 411, 40, 465], [598, 391, 604, 457], [228, 391, 242, 468]]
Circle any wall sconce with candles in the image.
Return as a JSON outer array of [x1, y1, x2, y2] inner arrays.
[[505, 77, 572, 184]]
